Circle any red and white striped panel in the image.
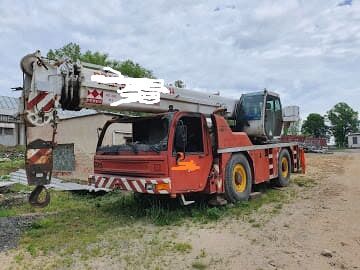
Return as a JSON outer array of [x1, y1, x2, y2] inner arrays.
[[94, 174, 171, 194], [27, 91, 55, 113], [26, 148, 52, 165]]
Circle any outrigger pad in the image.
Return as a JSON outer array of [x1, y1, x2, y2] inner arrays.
[[25, 139, 53, 186]]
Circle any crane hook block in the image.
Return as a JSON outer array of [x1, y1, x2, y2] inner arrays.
[[28, 185, 51, 208]]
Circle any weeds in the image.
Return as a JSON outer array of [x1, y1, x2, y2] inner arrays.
[[192, 261, 208, 269], [172, 242, 192, 253], [293, 176, 317, 187], [0, 159, 24, 175], [2, 175, 305, 269]]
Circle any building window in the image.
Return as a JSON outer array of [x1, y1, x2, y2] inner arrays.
[[353, 136, 358, 145], [0, 127, 2, 134], [53, 143, 75, 172], [4, 128, 14, 135]]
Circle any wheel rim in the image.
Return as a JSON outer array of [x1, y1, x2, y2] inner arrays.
[[281, 157, 289, 178], [233, 164, 247, 192]]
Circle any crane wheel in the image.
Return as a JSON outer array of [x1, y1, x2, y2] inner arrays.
[[274, 149, 291, 187], [224, 153, 252, 203]]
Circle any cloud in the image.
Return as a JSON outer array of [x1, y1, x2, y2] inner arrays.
[[0, 0, 359, 118], [338, 0, 353, 6]]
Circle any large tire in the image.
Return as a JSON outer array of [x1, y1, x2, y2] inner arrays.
[[274, 149, 291, 187], [224, 153, 252, 203]]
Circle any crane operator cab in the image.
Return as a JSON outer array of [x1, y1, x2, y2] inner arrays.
[[232, 90, 283, 142]]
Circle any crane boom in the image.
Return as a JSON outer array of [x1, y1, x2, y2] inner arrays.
[[20, 51, 236, 126]]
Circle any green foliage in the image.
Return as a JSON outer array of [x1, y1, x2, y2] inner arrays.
[[172, 242, 192, 253], [0, 159, 24, 175], [47, 43, 81, 62], [46, 43, 154, 78], [192, 261, 208, 269], [327, 102, 359, 147], [0, 179, 306, 268], [112, 59, 154, 78], [0, 208, 16, 217], [174, 80, 186, 88], [293, 176, 317, 187], [301, 113, 328, 138], [80, 50, 109, 66]]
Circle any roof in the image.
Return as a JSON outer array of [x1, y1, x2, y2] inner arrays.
[[57, 109, 98, 120], [57, 109, 123, 120], [348, 133, 360, 136], [0, 96, 19, 116]]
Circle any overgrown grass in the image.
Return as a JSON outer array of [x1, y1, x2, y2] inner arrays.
[[0, 208, 16, 217], [192, 261, 208, 269], [0, 184, 296, 259], [1, 177, 305, 269], [172, 242, 192, 253], [0, 144, 25, 154], [0, 145, 25, 175], [293, 176, 317, 187], [0, 159, 24, 175]]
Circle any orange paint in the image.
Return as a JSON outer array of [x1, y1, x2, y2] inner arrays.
[[171, 160, 200, 172]]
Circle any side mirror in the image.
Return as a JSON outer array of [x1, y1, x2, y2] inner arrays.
[[175, 123, 187, 152], [176, 152, 185, 164]]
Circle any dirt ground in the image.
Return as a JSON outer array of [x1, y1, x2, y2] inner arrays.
[[1, 150, 360, 269], [183, 150, 360, 270]]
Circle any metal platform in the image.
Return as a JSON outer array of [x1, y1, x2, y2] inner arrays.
[[9, 169, 109, 192]]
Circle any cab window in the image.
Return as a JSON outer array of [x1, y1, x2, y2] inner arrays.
[[174, 116, 204, 153]]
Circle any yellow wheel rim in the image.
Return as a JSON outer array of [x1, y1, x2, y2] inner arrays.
[[233, 164, 247, 192], [281, 157, 289, 178]]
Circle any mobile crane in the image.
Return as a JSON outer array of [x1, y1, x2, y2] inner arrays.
[[19, 51, 305, 207]]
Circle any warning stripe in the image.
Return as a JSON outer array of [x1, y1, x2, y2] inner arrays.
[[27, 148, 52, 164], [27, 92, 48, 110], [42, 99, 55, 112], [27, 91, 55, 113], [94, 175, 171, 194]]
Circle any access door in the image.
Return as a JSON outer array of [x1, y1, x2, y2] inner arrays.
[[170, 114, 212, 193]]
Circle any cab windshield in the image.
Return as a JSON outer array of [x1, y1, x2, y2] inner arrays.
[[240, 94, 264, 121], [97, 114, 171, 154]]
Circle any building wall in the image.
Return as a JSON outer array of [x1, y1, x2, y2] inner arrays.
[[0, 122, 25, 146], [27, 114, 131, 182], [348, 135, 360, 148]]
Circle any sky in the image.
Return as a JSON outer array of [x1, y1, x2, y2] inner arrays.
[[0, 0, 359, 118]]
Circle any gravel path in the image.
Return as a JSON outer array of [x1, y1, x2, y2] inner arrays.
[[0, 215, 36, 252]]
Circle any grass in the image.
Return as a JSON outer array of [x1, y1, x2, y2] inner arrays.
[[192, 261, 208, 269], [5, 187, 294, 257], [0, 145, 25, 175], [8, 183, 33, 193], [293, 176, 317, 187], [1, 177, 304, 269], [0, 159, 24, 175], [173, 242, 192, 253], [0, 208, 16, 217]]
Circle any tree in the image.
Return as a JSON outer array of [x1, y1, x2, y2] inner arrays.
[[174, 80, 186, 88], [47, 43, 81, 62], [284, 120, 301, 135], [301, 113, 327, 138], [327, 102, 358, 147], [47, 43, 154, 78]]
